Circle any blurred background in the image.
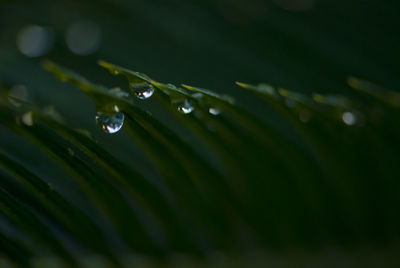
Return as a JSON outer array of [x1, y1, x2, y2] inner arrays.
[[1, 0, 399, 103]]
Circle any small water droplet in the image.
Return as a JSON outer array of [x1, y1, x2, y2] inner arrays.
[[21, 112, 34, 126], [176, 99, 194, 114], [208, 107, 221, 116], [131, 83, 154, 99], [342, 112, 356, 126], [95, 111, 124, 134]]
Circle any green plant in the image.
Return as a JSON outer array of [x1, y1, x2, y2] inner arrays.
[[0, 60, 399, 267]]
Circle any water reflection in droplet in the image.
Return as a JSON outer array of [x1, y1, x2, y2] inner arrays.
[[209, 107, 221, 116], [21, 112, 34, 126], [176, 99, 194, 114], [95, 111, 124, 134], [130, 83, 154, 99]]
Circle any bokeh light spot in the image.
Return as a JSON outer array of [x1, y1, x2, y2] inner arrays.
[[17, 25, 53, 57], [342, 112, 356, 126], [66, 20, 101, 55]]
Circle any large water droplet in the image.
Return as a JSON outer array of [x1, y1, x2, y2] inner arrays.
[[176, 99, 194, 114], [131, 83, 154, 99], [95, 111, 124, 134]]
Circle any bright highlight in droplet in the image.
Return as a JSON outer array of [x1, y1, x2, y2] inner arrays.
[[17, 25, 53, 57], [95, 111, 124, 134], [209, 107, 221, 115], [131, 83, 154, 99], [342, 112, 356, 126], [21, 112, 34, 126], [177, 99, 194, 114], [66, 20, 101, 55]]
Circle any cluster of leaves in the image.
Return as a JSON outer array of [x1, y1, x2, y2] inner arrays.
[[0, 61, 399, 267]]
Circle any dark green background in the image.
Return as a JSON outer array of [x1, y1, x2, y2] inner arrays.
[[0, 0, 400, 261]]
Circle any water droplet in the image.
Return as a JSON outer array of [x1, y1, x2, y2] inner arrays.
[[176, 99, 194, 114], [131, 83, 154, 99], [342, 112, 356, 126], [95, 111, 124, 134], [21, 112, 33, 126], [208, 107, 221, 116]]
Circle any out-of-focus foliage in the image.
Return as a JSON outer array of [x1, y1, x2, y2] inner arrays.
[[0, 60, 400, 266]]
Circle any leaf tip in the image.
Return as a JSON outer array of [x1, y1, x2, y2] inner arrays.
[[235, 82, 249, 89], [181, 84, 191, 90]]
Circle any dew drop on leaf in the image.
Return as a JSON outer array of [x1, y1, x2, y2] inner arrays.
[[342, 111, 356, 126], [95, 111, 124, 134], [130, 83, 154, 99], [208, 107, 221, 115], [21, 111, 34, 126], [176, 99, 194, 114]]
